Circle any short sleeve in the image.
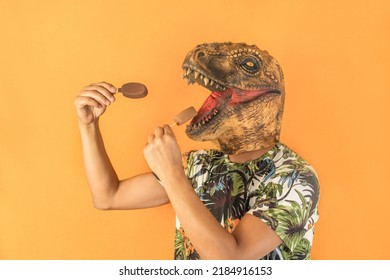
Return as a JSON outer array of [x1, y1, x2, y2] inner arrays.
[[248, 167, 320, 257]]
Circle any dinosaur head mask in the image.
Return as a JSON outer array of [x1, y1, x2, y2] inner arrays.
[[182, 42, 285, 155]]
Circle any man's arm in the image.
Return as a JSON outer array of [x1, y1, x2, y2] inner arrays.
[[144, 125, 282, 259], [75, 82, 169, 210]]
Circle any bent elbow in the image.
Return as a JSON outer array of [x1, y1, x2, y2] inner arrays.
[[92, 199, 113, 210], [94, 204, 111, 211]]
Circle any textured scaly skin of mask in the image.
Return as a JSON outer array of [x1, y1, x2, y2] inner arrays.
[[182, 42, 285, 155]]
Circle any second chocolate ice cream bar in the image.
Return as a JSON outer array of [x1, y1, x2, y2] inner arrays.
[[171, 106, 197, 126]]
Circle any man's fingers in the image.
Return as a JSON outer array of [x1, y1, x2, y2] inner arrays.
[[90, 81, 117, 94], [146, 125, 177, 148], [154, 127, 164, 137], [147, 134, 155, 144], [83, 85, 116, 103], [75, 96, 103, 109], [163, 124, 175, 137], [79, 90, 113, 106]]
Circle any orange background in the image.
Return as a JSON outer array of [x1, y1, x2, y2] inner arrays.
[[1, 0, 389, 259]]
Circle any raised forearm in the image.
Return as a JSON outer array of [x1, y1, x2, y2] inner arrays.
[[143, 125, 240, 259], [79, 122, 119, 209], [162, 171, 239, 259]]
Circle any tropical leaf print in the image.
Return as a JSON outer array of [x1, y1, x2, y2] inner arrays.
[[264, 191, 311, 252], [174, 227, 199, 260], [174, 143, 320, 260]]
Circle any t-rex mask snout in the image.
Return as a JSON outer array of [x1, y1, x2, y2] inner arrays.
[[182, 42, 285, 155]]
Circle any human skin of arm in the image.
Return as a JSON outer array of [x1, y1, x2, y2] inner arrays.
[[75, 82, 281, 258], [75, 82, 168, 210], [144, 125, 282, 259]]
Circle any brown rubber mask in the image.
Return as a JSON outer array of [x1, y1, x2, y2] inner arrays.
[[182, 42, 285, 155]]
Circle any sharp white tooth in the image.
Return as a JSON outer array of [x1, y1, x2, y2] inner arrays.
[[215, 84, 220, 89], [194, 71, 199, 79], [200, 74, 204, 80], [186, 68, 192, 75], [204, 77, 209, 86], [210, 80, 214, 86]]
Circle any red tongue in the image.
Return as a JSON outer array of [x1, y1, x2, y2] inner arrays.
[[191, 88, 271, 124], [192, 91, 226, 124]]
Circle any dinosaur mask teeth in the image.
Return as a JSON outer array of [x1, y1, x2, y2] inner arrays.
[[187, 109, 219, 131], [182, 67, 226, 91]]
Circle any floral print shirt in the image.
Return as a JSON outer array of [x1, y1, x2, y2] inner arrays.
[[174, 142, 320, 260]]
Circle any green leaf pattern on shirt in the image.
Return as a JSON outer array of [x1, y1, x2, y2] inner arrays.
[[174, 142, 320, 260]]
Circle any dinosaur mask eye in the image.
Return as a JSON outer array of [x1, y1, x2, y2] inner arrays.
[[240, 56, 261, 73]]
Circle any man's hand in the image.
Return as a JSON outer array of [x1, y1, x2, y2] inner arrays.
[[74, 81, 117, 126], [143, 125, 184, 183]]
